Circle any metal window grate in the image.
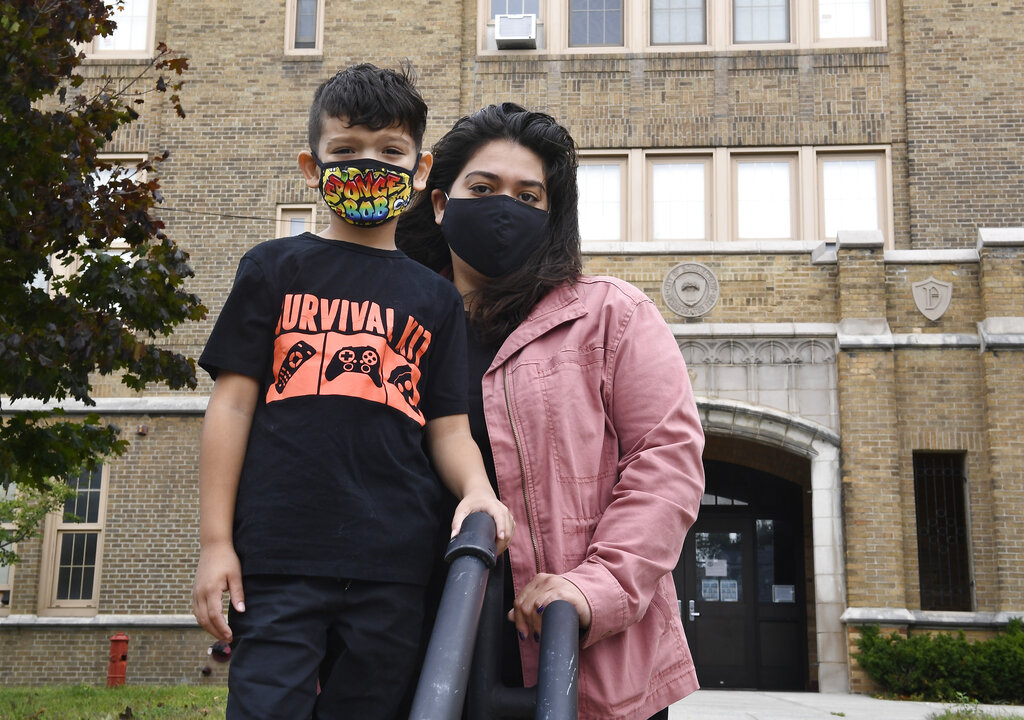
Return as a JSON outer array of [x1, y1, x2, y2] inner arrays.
[[913, 452, 971, 611]]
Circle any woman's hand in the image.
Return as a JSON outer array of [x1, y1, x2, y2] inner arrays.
[[452, 487, 516, 555], [508, 573, 592, 642]]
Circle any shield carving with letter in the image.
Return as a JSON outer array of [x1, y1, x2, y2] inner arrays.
[[912, 277, 953, 321]]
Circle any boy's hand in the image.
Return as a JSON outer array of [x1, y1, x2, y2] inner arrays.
[[452, 488, 515, 555], [192, 541, 245, 642]]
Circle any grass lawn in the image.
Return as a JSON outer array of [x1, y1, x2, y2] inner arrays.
[[928, 709, 1024, 720], [0, 685, 227, 720]]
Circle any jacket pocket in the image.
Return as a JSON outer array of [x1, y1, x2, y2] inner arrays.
[[535, 350, 618, 485]]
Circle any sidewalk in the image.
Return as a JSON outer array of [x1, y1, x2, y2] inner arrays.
[[669, 690, 1024, 720]]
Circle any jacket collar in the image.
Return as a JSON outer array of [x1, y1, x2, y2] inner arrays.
[[490, 280, 588, 369]]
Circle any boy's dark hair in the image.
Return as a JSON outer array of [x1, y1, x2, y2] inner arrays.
[[307, 62, 428, 152], [397, 103, 582, 345]]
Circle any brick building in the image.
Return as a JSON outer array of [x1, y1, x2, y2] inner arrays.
[[3, 0, 1022, 694]]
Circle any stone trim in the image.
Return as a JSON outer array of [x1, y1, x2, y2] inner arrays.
[[884, 249, 980, 264], [842, 607, 1024, 629], [583, 240, 823, 255], [0, 614, 198, 627], [1, 397, 209, 415], [978, 227, 1024, 249]]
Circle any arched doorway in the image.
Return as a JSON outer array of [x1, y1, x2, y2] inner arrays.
[[674, 459, 808, 689]]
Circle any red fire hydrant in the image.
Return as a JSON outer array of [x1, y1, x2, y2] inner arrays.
[[107, 632, 129, 687]]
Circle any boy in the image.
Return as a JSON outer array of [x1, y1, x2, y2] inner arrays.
[[191, 64, 513, 720]]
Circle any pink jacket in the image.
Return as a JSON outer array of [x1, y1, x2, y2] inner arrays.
[[481, 276, 706, 720]]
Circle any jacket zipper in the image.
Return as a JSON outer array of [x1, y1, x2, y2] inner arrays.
[[504, 364, 541, 575]]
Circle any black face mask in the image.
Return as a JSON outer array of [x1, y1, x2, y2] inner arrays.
[[439, 194, 549, 278]]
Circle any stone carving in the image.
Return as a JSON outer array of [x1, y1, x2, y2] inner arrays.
[[662, 262, 719, 318], [678, 338, 836, 366], [912, 277, 953, 321]]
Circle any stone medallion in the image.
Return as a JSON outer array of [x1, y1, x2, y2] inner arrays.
[[662, 262, 719, 318]]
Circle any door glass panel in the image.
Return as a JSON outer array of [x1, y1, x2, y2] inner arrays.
[[757, 518, 797, 603], [696, 531, 743, 602]]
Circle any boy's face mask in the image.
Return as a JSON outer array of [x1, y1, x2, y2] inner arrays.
[[313, 153, 418, 228]]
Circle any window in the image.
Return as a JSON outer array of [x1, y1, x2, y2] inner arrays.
[[49, 155, 144, 289], [913, 453, 972, 612], [579, 145, 891, 248], [277, 205, 315, 238], [648, 156, 710, 241], [478, 0, 883, 52], [578, 158, 626, 241], [651, 0, 706, 45], [0, 483, 15, 615], [569, 0, 623, 47], [285, 0, 324, 54], [84, 0, 155, 58], [817, 0, 873, 39], [818, 153, 884, 239], [733, 155, 797, 240], [733, 0, 790, 43], [492, 0, 540, 16], [38, 467, 108, 615]]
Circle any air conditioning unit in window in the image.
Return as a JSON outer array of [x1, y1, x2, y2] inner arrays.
[[495, 14, 537, 50]]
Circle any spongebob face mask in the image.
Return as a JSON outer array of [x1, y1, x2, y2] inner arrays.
[[313, 153, 417, 228]]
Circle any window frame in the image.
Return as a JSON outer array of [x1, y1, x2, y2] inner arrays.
[[577, 152, 629, 243], [648, 0, 709, 47], [568, 0, 626, 48], [284, 0, 325, 56], [815, 148, 891, 243], [730, 0, 793, 46], [82, 0, 157, 60], [812, 0, 886, 45], [730, 151, 800, 242], [277, 204, 317, 238], [0, 483, 15, 616], [37, 466, 110, 616], [49, 154, 147, 290]]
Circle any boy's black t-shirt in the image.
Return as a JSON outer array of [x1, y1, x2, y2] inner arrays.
[[199, 232, 467, 585]]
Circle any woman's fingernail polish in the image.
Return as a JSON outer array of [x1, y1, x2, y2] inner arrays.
[[537, 605, 545, 614], [533, 632, 540, 642], [518, 631, 526, 641]]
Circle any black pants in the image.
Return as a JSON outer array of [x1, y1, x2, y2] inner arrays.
[[226, 575, 424, 720]]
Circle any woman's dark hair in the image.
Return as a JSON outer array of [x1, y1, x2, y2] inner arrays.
[[397, 103, 582, 344]]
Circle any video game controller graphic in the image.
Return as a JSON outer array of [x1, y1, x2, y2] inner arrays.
[[325, 345, 383, 387], [274, 340, 317, 393], [387, 364, 419, 412]]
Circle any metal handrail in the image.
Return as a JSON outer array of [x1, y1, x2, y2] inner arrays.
[[409, 511, 579, 720], [409, 512, 497, 720]]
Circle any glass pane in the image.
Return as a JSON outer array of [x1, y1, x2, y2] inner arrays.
[[492, 0, 540, 16], [578, 164, 622, 241], [295, 0, 317, 48], [570, 0, 623, 45], [56, 532, 97, 601], [289, 216, 308, 235], [819, 0, 872, 38], [737, 160, 792, 239], [696, 531, 743, 602], [64, 467, 102, 523], [757, 519, 775, 602], [654, 0, 704, 44], [96, 0, 149, 51], [734, 0, 789, 42], [822, 158, 878, 237], [0, 563, 10, 585], [652, 162, 706, 240]]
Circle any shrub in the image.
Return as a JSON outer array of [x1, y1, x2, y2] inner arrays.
[[854, 618, 1024, 703]]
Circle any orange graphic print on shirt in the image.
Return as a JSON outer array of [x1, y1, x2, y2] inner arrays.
[[266, 293, 433, 425]]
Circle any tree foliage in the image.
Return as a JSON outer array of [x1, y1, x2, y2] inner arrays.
[[0, 0, 204, 564]]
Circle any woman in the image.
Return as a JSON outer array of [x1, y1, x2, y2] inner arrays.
[[398, 103, 705, 720]]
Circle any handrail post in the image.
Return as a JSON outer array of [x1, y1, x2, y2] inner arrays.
[[534, 600, 579, 720], [408, 512, 497, 720]]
